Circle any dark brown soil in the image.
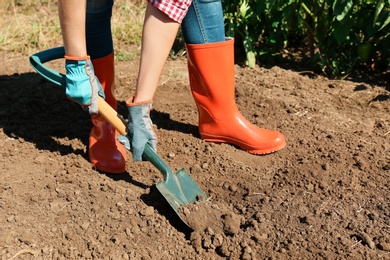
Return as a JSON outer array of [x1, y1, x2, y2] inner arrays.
[[0, 49, 389, 259]]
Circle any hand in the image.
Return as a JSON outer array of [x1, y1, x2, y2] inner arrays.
[[119, 98, 157, 162], [65, 56, 105, 115]]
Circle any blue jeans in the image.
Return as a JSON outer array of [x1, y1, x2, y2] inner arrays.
[[181, 0, 225, 44], [86, 0, 114, 59], [85, 0, 225, 58]]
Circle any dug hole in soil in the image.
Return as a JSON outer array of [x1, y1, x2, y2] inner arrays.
[[0, 49, 389, 259]]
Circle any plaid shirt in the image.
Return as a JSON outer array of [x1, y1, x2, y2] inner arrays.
[[147, 0, 192, 23]]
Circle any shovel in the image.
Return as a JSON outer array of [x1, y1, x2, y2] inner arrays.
[[30, 47, 208, 225]]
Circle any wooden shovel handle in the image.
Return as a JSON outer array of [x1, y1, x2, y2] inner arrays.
[[30, 47, 172, 179], [98, 96, 173, 178], [97, 96, 127, 136]]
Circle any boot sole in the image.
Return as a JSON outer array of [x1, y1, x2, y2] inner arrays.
[[92, 162, 126, 174], [202, 137, 286, 155]]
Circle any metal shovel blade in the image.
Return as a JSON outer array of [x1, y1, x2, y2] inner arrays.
[[142, 145, 208, 214], [156, 169, 206, 212], [29, 47, 208, 226]]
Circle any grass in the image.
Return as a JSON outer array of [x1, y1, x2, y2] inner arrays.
[[0, 0, 145, 59]]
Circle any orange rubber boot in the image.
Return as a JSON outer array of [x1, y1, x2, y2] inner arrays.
[[186, 39, 286, 154], [89, 53, 126, 173]]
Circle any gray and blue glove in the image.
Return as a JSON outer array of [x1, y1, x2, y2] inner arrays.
[[117, 97, 157, 162], [65, 55, 105, 115]]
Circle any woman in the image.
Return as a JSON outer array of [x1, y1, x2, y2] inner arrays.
[[58, 0, 286, 173]]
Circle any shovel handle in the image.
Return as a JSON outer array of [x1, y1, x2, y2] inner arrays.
[[29, 46, 66, 87], [97, 97, 169, 175], [29, 47, 128, 135], [30, 47, 173, 179], [99, 97, 172, 178]]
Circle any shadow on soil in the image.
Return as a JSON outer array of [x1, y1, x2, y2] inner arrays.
[[0, 72, 91, 158], [140, 185, 193, 236], [0, 72, 198, 157], [103, 171, 192, 235], [0, 71, 198, 235]]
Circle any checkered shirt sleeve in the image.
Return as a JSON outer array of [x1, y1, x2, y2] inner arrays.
[[147, 0, 192, 23]]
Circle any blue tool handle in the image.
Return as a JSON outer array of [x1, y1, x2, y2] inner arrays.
[[30, 47, 172, 180], [143, 145, 173, 179], [29, 46, 66, 87]]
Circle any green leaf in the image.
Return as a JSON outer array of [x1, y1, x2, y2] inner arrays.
[[301, 2, 314, 17], [378, 14, 390, 31], [332, 19, 353, 44], [374, 0, 385, 25], [243, 34, 256, 68], [332, 0, 353, 21], [240, 0, 250, 18], [226, 21, 235, 38], [246, 51, 256, 68], [375, 2, 390, 31]]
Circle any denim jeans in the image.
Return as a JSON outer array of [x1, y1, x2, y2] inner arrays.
[[85, 0, 225, 57], [86, 0, 114, 59], [181, 0, 225, 44]]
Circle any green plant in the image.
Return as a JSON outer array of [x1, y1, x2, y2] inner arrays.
[[223, 0, 390, 78], [224, 0, 257, 67], [302, 0, 390, 77]]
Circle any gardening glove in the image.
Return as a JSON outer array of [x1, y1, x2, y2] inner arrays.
[[65, 55, 105, 115], [117, 97, 157, 162]]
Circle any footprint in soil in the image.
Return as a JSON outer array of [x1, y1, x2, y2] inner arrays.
[[179, 197, 254, 259]]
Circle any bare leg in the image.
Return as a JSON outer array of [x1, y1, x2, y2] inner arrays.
[[133, 3, 180, 102], [58, 0, 87, 56]]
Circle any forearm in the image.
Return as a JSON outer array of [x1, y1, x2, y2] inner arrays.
[[58, 0, 87, 57]]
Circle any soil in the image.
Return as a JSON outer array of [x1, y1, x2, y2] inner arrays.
[[0, 48, 389, 260]]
